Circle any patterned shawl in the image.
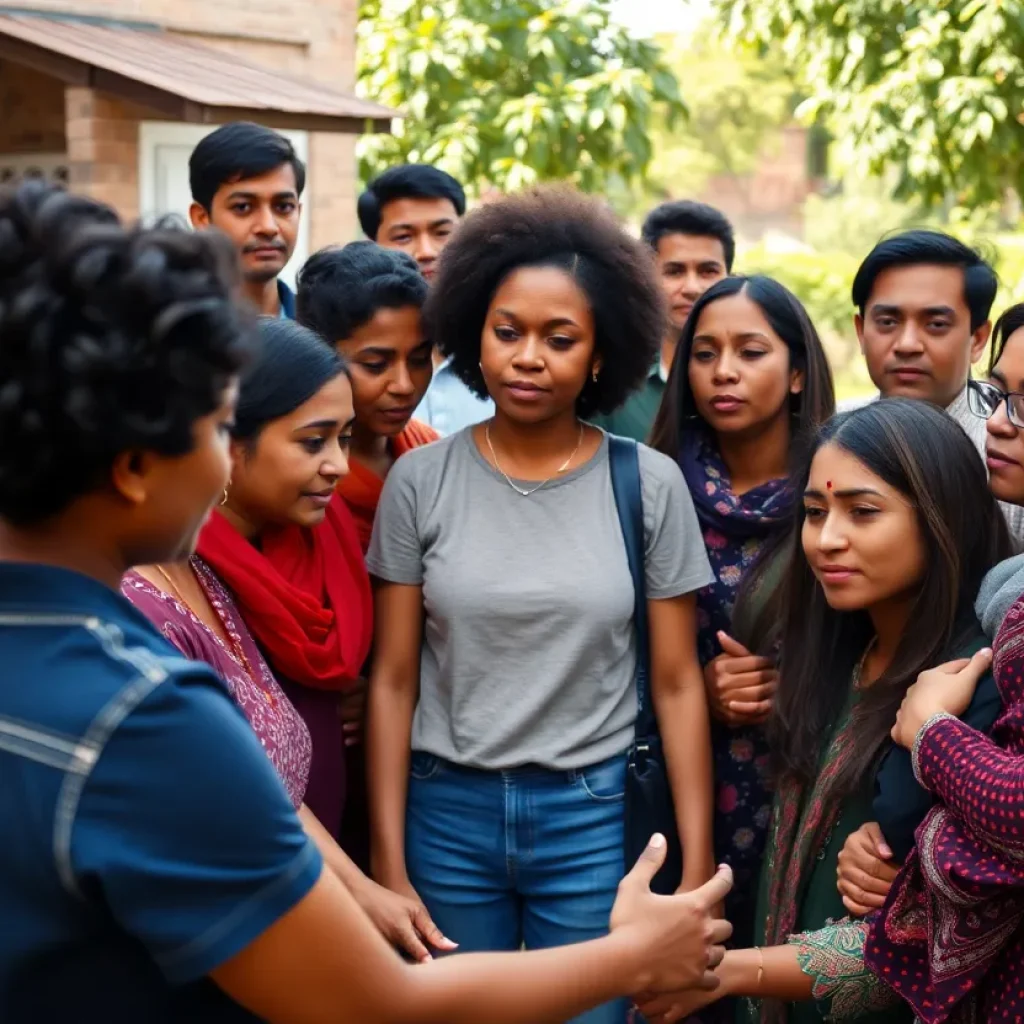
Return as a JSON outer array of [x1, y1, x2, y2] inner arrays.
[[865, 587, 1024, 1023], [759, 694, 863, 1023]]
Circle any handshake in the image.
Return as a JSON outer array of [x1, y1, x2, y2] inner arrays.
[[609, 834, 733, 1008]]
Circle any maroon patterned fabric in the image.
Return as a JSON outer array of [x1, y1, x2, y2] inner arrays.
[[122, 559, 312, 809], [865, 594, 1024, 1023]]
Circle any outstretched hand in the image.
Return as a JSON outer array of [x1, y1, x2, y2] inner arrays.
[[611, 834, 733, 996]]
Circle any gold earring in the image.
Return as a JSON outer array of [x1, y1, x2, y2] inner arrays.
[[219, 482, 230, 506]]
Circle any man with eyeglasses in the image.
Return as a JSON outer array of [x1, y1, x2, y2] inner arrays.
[[850, 229, 1024, 543]]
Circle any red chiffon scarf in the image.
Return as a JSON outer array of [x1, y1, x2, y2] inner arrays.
[[337, 418, 439, 552], [197, 499, 372, 691]]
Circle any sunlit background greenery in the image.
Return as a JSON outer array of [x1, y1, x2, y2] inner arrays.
[[356, 0, 1024, 400]]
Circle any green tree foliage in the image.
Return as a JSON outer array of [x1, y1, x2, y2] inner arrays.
[[356, 0, 684, 193], [715, 0, 1024, 210], [641, 30, 798, 203]]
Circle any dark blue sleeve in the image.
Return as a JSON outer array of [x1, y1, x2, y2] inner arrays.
[[873, 666, 1001, 863], [71, 665, 323, 985]]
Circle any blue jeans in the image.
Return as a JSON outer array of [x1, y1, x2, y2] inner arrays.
[[406, 751, 629, 1024]]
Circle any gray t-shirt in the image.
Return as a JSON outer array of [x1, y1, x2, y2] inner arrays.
[[366, 429, 714, 771]]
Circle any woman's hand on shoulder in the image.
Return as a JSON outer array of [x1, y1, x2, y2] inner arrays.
[[703, 632, 777, 728], [891, 649, 993, 750]]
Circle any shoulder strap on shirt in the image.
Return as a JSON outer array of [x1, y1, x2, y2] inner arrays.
[[608, 436, 656, 739]]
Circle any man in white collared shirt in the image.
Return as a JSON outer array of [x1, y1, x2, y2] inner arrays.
[[848, 229, 1024, 544]]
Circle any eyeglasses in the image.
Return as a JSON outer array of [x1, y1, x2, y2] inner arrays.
[[968, 378, 1024, 429]]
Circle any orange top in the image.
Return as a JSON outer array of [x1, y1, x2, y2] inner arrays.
[[338, 419, 439, 552]]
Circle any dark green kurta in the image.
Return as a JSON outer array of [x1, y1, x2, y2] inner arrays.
[[591, 369, 665, 443]]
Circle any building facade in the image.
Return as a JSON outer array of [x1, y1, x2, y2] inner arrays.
[[0, 1, 391, 276]]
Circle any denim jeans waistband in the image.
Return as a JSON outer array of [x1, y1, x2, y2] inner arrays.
[[412, 750, 627, 783]]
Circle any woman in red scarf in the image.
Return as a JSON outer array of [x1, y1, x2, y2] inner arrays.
[[197, 317, 373, 842], [296, 242, 439, 552]]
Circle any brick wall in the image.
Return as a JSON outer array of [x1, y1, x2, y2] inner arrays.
[[11, 0, 363, 245], [0, 60, 65, 153], [700, 126, 813, 241], [65, 87, 145, 221]]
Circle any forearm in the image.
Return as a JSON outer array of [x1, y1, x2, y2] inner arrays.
[[714, 922, 895, 1022], [656, 678, 714, 886], [403, 931, 642, 1024], [366, 678, 417, 884], [716, 946, 812, 1003], [214, 867, 646, 1024], [298, 804, 367, 891], [915, 715, 1024, 852]]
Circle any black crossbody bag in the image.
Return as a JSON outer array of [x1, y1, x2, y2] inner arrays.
[[608, 435, 682, 895]]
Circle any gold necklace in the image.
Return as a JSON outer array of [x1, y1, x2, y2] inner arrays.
[[485, 421, 585, 497], [152, 564, 276, 707]]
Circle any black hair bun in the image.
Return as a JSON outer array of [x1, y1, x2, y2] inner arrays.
[[0, 180, 255, 527]]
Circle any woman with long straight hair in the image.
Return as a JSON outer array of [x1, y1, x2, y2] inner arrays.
[[637, 321, 1024, 1024], [649, 275, 835, 953], [636, 398, 1011, 1024]]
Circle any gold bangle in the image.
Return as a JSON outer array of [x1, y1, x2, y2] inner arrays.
[[755, 946, 764, 990]]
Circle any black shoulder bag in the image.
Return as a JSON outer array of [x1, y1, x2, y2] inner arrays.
[[608, 435, 682, 895]]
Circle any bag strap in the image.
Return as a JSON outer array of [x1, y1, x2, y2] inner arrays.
[[608, 435, 656, 740]]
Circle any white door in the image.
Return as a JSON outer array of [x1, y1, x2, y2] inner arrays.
[[138, 122, 310, 289]]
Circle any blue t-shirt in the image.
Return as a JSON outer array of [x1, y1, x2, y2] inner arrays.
[[0, 563, 323, 1021]]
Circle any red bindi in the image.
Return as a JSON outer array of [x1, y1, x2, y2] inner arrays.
[[826, 480, 833, 490]]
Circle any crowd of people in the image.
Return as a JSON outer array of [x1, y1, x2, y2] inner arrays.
[[3, 118, 1024, 1024]]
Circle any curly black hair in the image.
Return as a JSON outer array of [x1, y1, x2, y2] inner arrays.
[[296, 241, 427, 342], [424, 186, 667, 418], [0, 181, 255, 527]]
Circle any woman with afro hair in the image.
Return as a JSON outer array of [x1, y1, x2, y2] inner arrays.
[[366, 186, 717, 1023]]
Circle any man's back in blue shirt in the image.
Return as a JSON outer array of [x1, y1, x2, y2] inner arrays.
[[0, 563, 322, 1022]]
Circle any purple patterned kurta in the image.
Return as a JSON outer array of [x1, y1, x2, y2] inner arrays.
[[122, 558, 312, 809]]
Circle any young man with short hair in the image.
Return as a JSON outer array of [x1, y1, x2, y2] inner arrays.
[[851, 228, 1024, 542], [594, 200, 734, 442], [358, 165, 465, 282], [359, 164, 493, 435], [189, 122, 304, 319]]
